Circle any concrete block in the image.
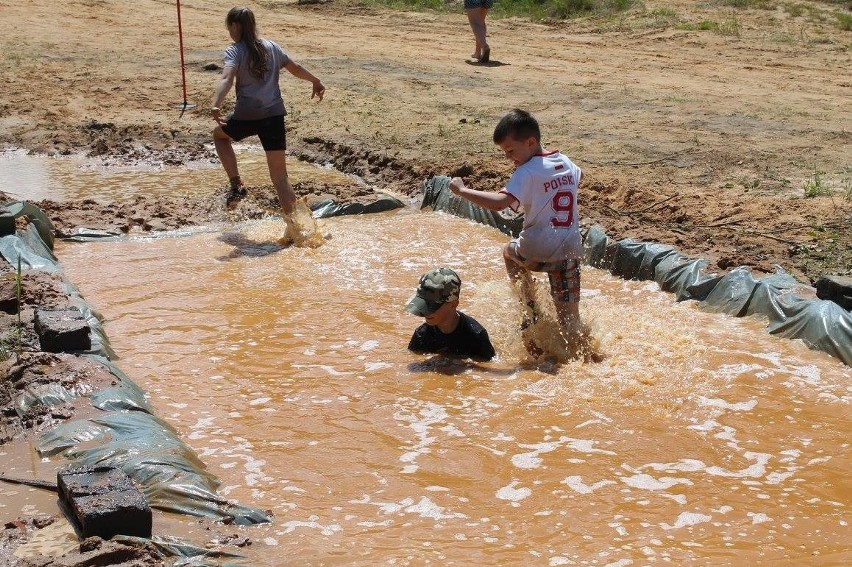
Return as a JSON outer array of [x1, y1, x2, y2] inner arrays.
[[0, 209, 15, 236], [0, 273, 18, 314], [816, 275, 852, 310], [34, 306, 91, 352], [58, 466, 152, 540]]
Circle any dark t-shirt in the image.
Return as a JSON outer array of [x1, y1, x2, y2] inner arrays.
[[407, 312, 496, 361]]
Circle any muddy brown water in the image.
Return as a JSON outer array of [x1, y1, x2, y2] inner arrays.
[[1, 152, 850, 565]]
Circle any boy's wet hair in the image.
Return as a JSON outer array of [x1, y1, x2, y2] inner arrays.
[[493, 109, 541, 144]]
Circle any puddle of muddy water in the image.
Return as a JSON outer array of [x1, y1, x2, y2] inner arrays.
[[1, 153, 850, 565], [0, 146, 355, 203], [43, 211, 850, 566]]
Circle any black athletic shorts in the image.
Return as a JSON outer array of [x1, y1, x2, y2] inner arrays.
[[222, 114, 286, 151]]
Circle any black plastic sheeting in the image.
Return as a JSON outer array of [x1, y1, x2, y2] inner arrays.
[[421, 175, 523, 237], [421, 180, 852, 366], [312, 193, 404, 218], [1, 200, 270, 533]]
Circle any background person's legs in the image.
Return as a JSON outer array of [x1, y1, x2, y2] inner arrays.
[[465, 8, 489, 61], [265, 150, 296, 216]]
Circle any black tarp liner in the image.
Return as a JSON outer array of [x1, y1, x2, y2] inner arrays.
[[422, 184, 851, 366], [312, 194, 404, 217], [2, 200, 270, 526], [421, 176, 523, 237]]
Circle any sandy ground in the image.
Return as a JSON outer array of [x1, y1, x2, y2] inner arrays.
[[0, 0, 849, 283], [0, 0, 849, 563]]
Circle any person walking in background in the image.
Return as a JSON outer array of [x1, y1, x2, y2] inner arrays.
[[405, 268, 496, 361], [465, 0, 493, 63], [449, 109, 584, 355], [211, 6, 325, 214]]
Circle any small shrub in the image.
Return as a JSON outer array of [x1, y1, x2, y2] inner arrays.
[[718, 14, 743, 35], [804, 170, 831, 197], [680, 19, 721, 31], [837, 12, 852, 30]]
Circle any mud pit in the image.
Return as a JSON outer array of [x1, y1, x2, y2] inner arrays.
[[0, 0, 850, 562]]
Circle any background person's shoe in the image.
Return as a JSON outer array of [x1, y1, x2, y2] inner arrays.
[[225, 185, 247, 210]]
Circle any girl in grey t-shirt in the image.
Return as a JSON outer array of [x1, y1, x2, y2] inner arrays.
[[210, 6, 325, 215]]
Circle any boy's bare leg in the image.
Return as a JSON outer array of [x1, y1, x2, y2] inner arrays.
[[553, 298, 582, 335], [504, 244, 542, 356], [503, 245, 536, 311], [265, 149, 295, 216]]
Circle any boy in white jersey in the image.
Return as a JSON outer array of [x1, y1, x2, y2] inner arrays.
[[449, 109, 583, 352]]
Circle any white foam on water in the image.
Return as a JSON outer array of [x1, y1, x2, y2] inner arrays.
[[563, 437, 618, 456], [512, 440, 562, 469], [661, 511, 712, 530], [706, 451, 771, 478], [697, 396, 758, 411], [645, 459, 707, 473], [405, 496, 467, 520], [496, 481, 532, 504], [748, 512, 772, 524], [620, 473, 692, 491], [562, 475, 617, 494], [279, 517, 342, 536]]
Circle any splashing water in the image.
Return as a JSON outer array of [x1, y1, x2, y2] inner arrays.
[[280, 199, 325, 248], [516, 277, 604, 363]]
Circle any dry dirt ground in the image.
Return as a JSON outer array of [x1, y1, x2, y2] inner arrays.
[[0, 0, 849, 282], [0, 0, 850, 563]]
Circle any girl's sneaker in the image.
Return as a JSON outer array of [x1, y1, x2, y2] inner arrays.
[[225, 185, 247, 210]]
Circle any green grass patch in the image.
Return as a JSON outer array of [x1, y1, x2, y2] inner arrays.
[[837, 11, 852, 30], [804, 169, 831, 197], [720, 0, 775, 9], [361, 0, 637, 20], [679, 15, 742, 35]]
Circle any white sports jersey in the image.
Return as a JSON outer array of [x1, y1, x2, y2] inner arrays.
[[501, 151, 583, 263]]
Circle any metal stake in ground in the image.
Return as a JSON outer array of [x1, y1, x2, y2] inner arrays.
[[175, 0, 195, 116]]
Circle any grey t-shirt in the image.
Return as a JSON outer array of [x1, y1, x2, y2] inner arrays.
[[223, 38, 291, 120]]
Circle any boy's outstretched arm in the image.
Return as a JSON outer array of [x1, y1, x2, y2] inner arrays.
[[449, 177, 517, 212]]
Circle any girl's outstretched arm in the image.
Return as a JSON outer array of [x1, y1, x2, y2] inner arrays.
[[284, 60, 325, 101]]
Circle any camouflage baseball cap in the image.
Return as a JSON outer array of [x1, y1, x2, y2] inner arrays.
[[405, 268, 461, 316]]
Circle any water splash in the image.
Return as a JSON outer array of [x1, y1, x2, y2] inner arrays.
[[515, 278, 605, 364], [280, 199, 325, 248]]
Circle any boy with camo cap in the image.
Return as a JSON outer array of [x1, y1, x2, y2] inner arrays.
[[405, 267, 496, 361]]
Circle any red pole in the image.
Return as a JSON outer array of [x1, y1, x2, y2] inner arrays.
[[176, 0, 192, 110]]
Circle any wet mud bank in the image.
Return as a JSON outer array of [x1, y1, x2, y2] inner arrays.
[[16, 133, 852, 285], [0, 201, 268, 564]]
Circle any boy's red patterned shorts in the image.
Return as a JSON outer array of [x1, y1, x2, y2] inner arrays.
[[506, 242, 581, 303]]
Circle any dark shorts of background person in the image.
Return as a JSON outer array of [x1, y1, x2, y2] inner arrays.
[[506, 241, 581, 304], [464, 0, 494, 9], [221, 114, 286, 151]]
